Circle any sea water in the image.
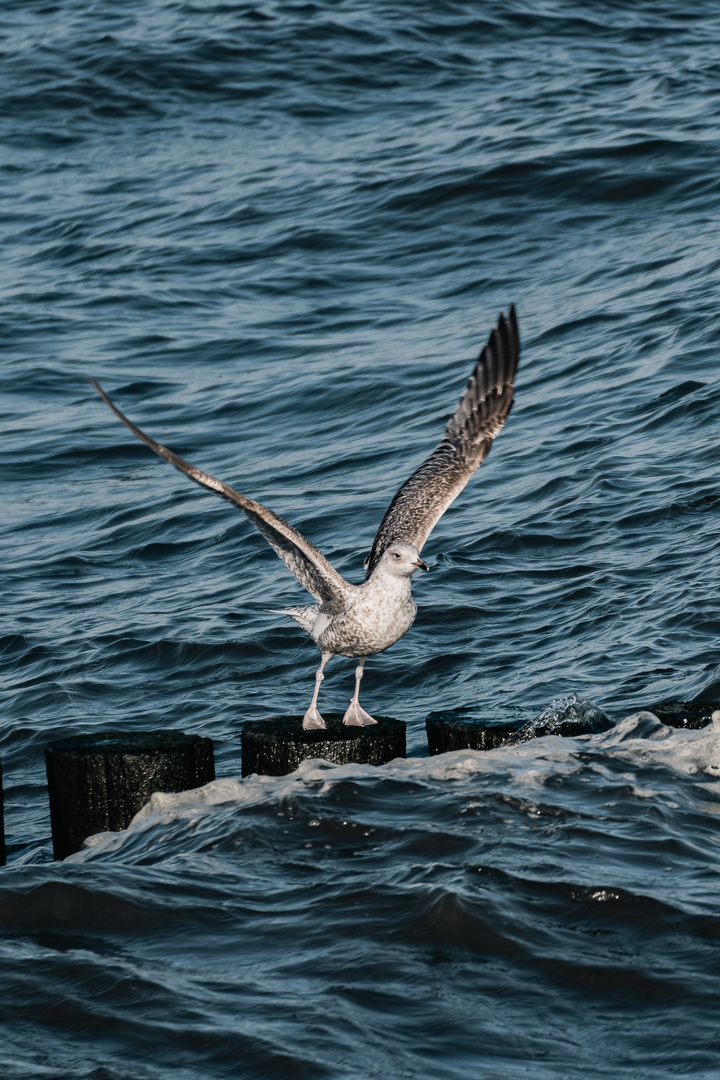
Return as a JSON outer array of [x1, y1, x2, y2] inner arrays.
[[2, 3, 720, 1076]]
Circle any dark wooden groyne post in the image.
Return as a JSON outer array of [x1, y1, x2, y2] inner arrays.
[[241, 715, 406, 777], [45, 730, 215, 860], [426, 711, 528, 754], [648, 700, 720, 729], [426, 701, 615, 755], [0, 759, 5, 867]]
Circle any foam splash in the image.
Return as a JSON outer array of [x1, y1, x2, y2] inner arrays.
[[73, 709, 720, 860]]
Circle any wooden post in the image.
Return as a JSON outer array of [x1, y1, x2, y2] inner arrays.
[[241, 715, 406, 777], [45, 731, 215, 860], [426, 710, 527, 754], [427, 701, 614, 755], [0, 759, 5, 867], [648, 700, 720, 730]]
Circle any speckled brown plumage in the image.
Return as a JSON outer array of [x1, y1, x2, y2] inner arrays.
[[363, 304, 518, 576], [91, 306, 520, 729]]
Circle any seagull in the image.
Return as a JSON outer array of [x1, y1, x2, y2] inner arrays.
[[92, 306, 519, 730]]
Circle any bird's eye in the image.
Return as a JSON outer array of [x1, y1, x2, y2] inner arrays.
[[393, 552, 400, 558]]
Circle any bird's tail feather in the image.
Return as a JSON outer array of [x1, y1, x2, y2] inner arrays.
[[266, 605, 319, 635]]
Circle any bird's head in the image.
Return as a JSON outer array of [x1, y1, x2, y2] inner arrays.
[[377, 542, 429, 578]]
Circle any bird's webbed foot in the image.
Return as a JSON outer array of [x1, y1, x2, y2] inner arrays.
[[342, 701, 378, 727], [303, 706, 327, 731]]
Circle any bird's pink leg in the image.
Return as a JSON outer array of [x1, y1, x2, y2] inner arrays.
[[343, 658, 377, 726], [303, 652, 332, 730]]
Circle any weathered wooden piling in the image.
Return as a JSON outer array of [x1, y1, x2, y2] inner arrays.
[[426, 700, 614, 755], [648, 701, 720, 730], [0, 759, 5, 867], [426, 710, 529, 754], [45, 730, 215, 860], [241, 714, 406, 777]]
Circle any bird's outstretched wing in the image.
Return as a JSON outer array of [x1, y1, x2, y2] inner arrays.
[[364, 306, 519, 578], [91, 380, 353, 613]]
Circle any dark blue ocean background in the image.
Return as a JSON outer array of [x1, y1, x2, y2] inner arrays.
[[3, 2, 720, 1076]]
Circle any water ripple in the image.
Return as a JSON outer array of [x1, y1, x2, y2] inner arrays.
[[3, 1, 720, 1076]]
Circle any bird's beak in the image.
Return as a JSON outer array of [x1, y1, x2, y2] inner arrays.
[[413, 557, 429, 571]]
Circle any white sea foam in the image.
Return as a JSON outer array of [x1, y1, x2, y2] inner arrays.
[[74, 710, 720, 858]]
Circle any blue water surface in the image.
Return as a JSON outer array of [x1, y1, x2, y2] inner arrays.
[[2, 2, 720, 1077]]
